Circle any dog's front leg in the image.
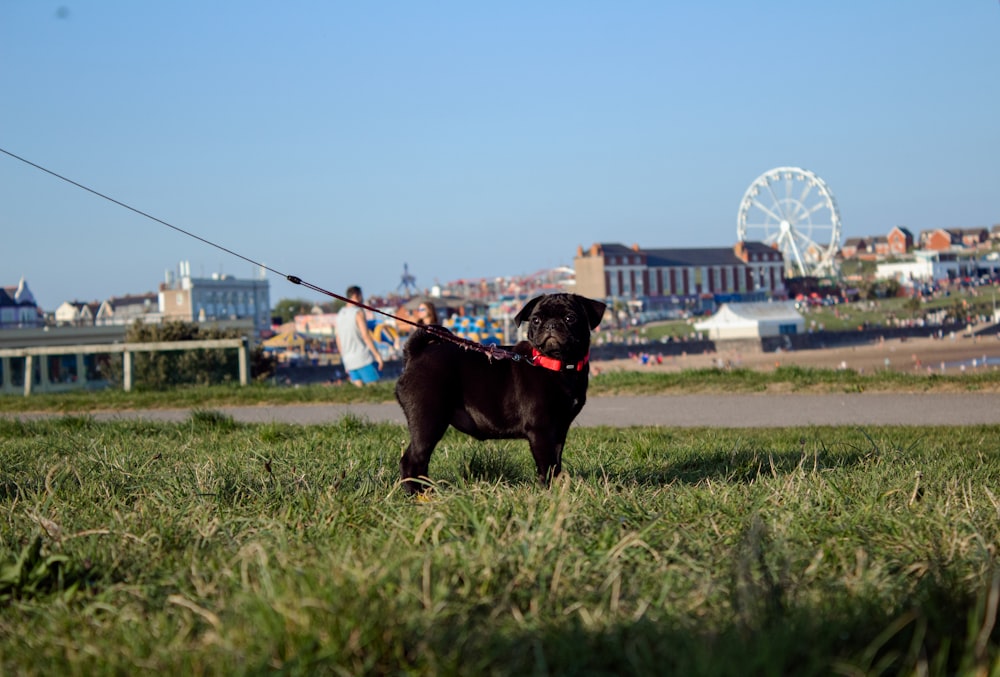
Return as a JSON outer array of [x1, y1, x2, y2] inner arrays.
[[527, 430, 563, 487]]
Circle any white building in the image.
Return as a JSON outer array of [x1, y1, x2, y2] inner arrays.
[[96, 293, 162, 326], [1, 277, 43, 328], [876, 250, 998, 287], [54, 300, 99, 326], [54, 294, 161, 327], [158, 261, 271, 337], [694, 301, 804, 340]]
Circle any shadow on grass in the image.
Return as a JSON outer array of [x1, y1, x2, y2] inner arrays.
[[596, 448, 871, 487], [438, 443, 871, 492], [440, 578, 995, 676], [258, 559, 997, 675], [439, 424, 905, 490], [393, 518, 998, 676], [559, 443, 875, 489]]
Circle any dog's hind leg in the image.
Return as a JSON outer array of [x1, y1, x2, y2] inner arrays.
[[399, 419, 449, 494]]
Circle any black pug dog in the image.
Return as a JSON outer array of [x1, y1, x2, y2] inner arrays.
[[395, 293, 606, 494]]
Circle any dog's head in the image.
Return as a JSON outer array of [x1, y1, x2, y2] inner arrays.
[[513, 293, 607, 361]]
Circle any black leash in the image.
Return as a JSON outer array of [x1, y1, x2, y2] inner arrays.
[[0, 146, 529, 363]]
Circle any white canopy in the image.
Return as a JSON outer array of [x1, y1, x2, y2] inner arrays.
[[694, 301, 804, 340]]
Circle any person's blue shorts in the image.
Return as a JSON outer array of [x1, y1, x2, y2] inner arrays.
[[348, 362, 380, 384]]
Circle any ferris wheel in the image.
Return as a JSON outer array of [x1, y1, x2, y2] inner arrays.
[[737, 167, 842, 278]]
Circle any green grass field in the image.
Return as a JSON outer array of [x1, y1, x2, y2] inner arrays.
[[2, 403, 999, 674]]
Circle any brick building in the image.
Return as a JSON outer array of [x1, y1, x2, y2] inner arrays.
[[887, 226, 914, 255], [574, 241, 785, 307], [920, 228, 968, 251]]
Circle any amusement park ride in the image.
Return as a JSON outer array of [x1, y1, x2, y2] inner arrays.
[[397, 263, 418, 296], [367, 262, 505, 355], [737, 167, 842, 279]]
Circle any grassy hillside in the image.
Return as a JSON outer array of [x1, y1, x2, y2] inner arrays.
[[2, 414, 998, 674]]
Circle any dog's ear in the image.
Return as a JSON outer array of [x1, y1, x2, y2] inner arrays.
[[513, 295, 544, 327], [577, 296, 607, 330]]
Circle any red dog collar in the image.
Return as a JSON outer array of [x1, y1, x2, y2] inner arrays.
[[530, 348, 590, 372]]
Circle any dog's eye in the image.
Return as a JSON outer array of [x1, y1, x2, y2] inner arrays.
[[531, 316, 541, 325], [565, 313, 577, 324]]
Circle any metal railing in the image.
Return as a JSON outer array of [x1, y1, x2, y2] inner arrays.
[[0, 338, 249, 396]]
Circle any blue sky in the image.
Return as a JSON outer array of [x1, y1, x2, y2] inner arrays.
[[2, 2, 998, 309]]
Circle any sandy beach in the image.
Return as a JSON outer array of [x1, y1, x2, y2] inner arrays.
[[594, 332, 1000, 376]]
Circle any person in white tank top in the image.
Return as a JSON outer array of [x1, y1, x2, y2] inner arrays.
[[335, 286, 385, 386]]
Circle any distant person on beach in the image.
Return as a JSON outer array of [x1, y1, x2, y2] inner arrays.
[[415, 301, 439, 326], [335, 286, 384, 386]]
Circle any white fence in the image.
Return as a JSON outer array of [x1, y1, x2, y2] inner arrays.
[[0, 338, 249, 396]]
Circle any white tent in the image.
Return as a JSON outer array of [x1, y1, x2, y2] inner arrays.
[[694, 301, 804, 340]]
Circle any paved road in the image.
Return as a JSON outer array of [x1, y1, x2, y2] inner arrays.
[[11, 393, 1000, 427]]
